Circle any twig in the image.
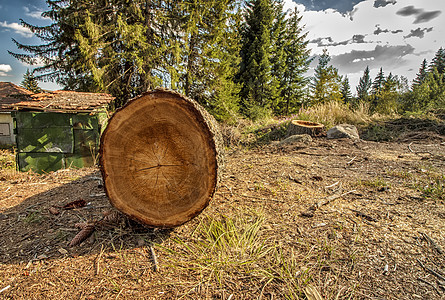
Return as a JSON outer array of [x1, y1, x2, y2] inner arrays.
[[0, 285, 11, 293], [422, 233, 444, 255], [408, 142, 434, 156], [318, 190, 357, 207], [149, 244, 159, 272], [325, 181, 340, 189], [95, 245, 105, 275], [301, 190, 357, 217], [417, 259, 445, 281], [237, 193, 283, 202], [347, 156, 357, 165], [350, 209, 377, 222], [417, 278, 441, 295]]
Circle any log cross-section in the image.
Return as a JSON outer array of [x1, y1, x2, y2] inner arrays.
[[100, 89, 224, 228]]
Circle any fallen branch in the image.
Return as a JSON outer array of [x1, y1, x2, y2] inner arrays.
[[422, 233, 444, 255], [318, 190, 357, 208], [417, 278, 442, 296], [301, 190, 357, 217], [417, 259, 445, 281]]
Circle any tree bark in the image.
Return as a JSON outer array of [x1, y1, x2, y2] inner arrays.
[[286, 120, 324, 137], [100, 88, 224, 228]]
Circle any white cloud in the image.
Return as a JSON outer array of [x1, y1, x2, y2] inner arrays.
[[23, 6, 48, 20], [0, 21, 33, 38], [0, 64, 12, 77], [286, 0, 445, 87], [283, 0, 305, 14], [0, 64, 12, 73]]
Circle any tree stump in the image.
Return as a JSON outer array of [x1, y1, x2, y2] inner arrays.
[[100, 88, 224, 228], [286, 120, 324, 137]]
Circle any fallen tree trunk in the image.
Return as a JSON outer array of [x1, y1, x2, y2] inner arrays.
[[100, 88, 224, 228]]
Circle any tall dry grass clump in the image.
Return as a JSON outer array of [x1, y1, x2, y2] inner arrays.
[[298, 101, 371, 129]]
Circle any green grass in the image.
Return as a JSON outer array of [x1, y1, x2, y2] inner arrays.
[[356, 177, 388, 189], [160, 212, 357, 299]]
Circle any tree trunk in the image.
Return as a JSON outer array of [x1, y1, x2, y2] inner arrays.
[[286, 120, 324, 137], [100, 88, 224, 228]]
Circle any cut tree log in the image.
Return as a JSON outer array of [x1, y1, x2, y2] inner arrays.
[[100, 88, 224, 228], [286, 120, 324, 137]]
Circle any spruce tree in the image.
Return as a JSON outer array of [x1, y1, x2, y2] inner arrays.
[[310, 49, 342, 103], [429, 47, 445, 74], [21, 69, 42, 93], [356, 66, 372, 101], [269, 0, 287, 114], [279, 7, 311, 114], [340, 76, 353, 104], [9, 0, 241, 115], [238, 0, 275, 119], [413, 59, 428, 87], [372, 67, 385, 95]]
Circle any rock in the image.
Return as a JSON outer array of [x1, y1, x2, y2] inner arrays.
[[327, 124, 359, 140], [279, 134, 313, 145]]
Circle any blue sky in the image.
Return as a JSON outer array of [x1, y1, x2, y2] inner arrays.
[[0, 0, 444, 93]]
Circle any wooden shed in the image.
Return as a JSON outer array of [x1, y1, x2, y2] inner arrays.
[[11, 90, 114, 173], [0, 82, 33, 145]]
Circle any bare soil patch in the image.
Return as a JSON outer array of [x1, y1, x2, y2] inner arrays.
[[0, 134, 444, 299]]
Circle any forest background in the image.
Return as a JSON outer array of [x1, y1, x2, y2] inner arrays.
[[12, 0, 445, 122]]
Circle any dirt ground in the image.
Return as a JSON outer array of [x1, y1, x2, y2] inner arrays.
[[0, 132, 444, 299]]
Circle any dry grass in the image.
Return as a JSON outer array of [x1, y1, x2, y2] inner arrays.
[[298, 101, 372, 129]]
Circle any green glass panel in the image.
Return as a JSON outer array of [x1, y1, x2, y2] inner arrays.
[[65, 154, 96, 169], [14, 112, 72, 128], [17, 153, 65, 173], [17, 128, 73, 153], [72, 114, 99, 130], [73, 129, 99, 156]]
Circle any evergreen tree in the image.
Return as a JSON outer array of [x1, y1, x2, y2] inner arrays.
[[10, 0, 242, 117], [21, 69, 42, 93], [310, 49, 342, 103], [413, 59, 428, 87], [238, 0, 275, 119], [411, 68, 445, 111], [376, 72, 399, 113], [429, 47, 445, 74], [340, 76, 353, 103], [269, 0, 287, 114], [279, 7, 311, 114], [175, 0, 242, 120], [372, 67, 385, 95], [356, 66, 372, 101]]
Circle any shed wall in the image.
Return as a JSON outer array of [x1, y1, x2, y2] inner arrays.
[[14, 111, 107, 173]]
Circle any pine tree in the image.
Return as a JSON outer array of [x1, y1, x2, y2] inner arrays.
[[238, 0, 275, 119], [9, 0, 241, 114], [412, 59, 428, 87], [429, 47, 445, 74], [311, 49, 342, 103], [269, 0, 287, 114], [21, 69, 42, 93], [340, 76, 353, 103], [372, 67, 385, 95], [174, 0, 242, 121], [279, 7, 311, 114], [356, 66, 372, 101]]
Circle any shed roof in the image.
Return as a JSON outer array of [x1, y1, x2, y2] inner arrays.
[[11, 90, 114, 112], [0, 82, 33, 112]]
